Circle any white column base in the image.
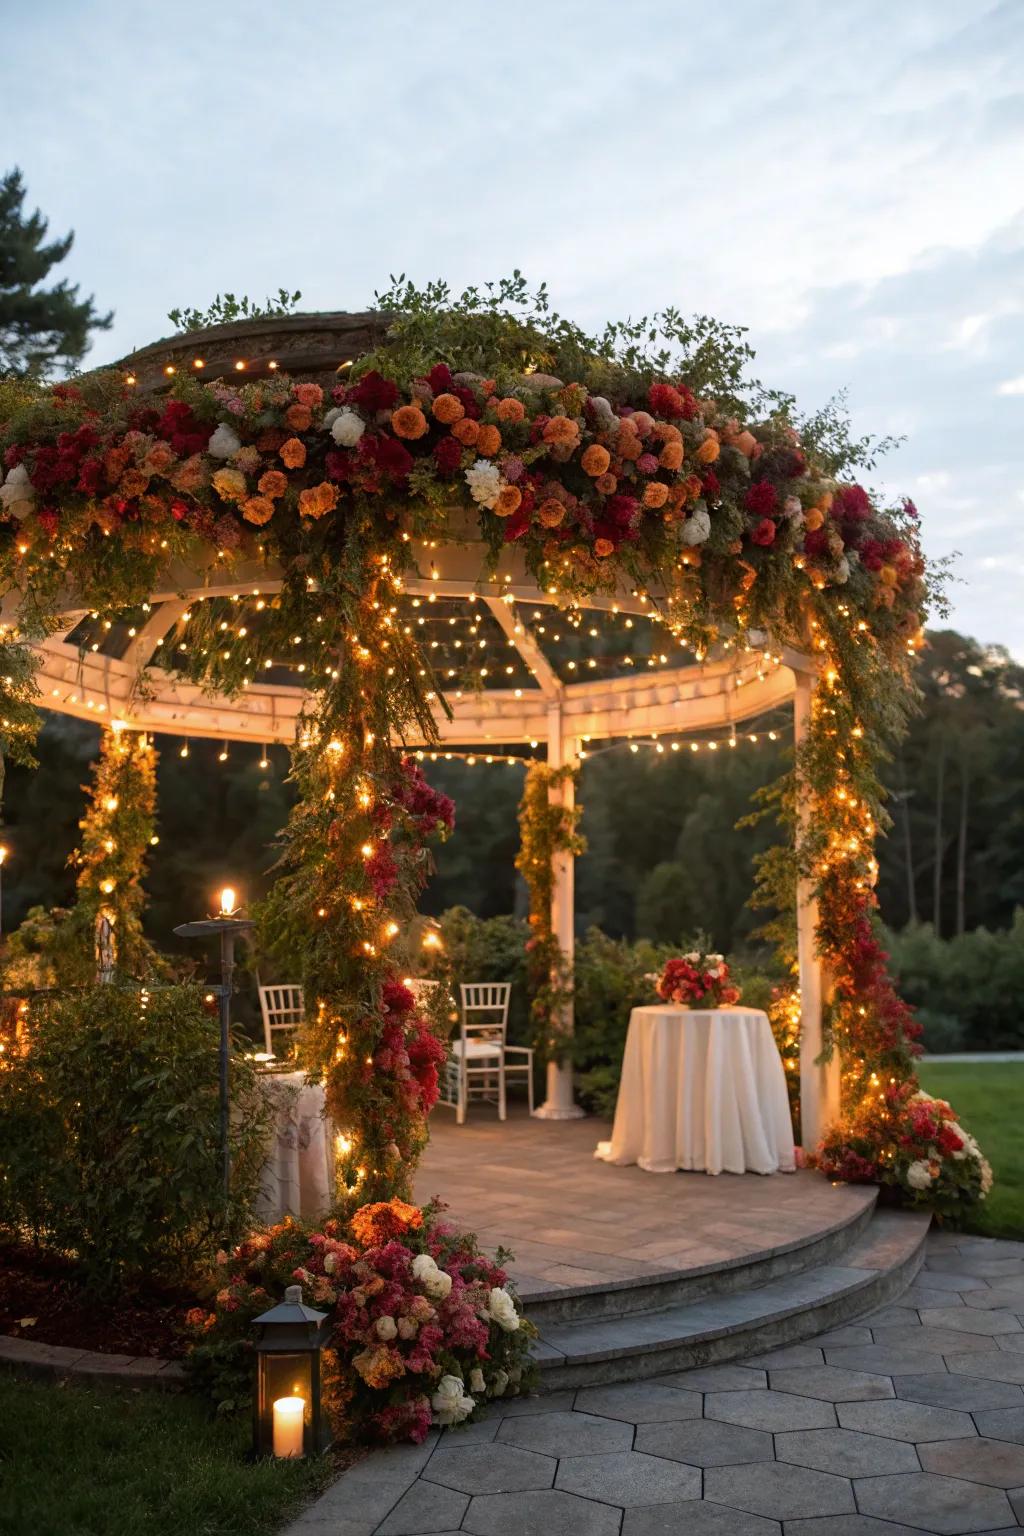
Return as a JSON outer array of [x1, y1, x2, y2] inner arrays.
[[532, 1060, 585, 1120]]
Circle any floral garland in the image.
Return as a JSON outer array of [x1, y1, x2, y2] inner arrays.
[[515, 761, 586, 1058], [186, 1197, 535, 1445], [657, 951, 741, 1009], [0, 284, 977, 1213]]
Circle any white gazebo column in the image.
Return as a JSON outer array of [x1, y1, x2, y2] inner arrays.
[[793, 671, 841, 1150], [533, 704, 585, 1119]]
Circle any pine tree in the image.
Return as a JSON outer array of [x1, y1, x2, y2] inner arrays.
[[0, 168, 112, 378]]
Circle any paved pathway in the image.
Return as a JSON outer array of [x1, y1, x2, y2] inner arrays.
[[416, 1108, 874, 1300], [286, 1231, 1024, 1536]]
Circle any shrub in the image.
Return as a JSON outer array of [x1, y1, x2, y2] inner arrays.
[[572, 929, 674, 1116], [0, 984, 273, 1291], [887, 912, 1024, 1051]]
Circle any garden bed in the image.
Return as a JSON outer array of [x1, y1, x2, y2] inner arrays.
[[0, 1241, 193, 1359]]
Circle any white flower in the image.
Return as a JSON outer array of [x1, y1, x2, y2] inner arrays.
[[323, 1252, 336, 1274], [834, 555, 851, 584], [330, 409, 365, 447], [465, 458, 501, 510], [487, 1286, 520, 1333], [682, 509, 711, 546], [981, 1157, 994, 1195], [397, 1316, 418, 1339], [431, 1373, 475, 1426], [906, 1159, 934, 1191], [375, 1315, 398, 1341], [208, 424, 242, 460], [782, 495, 804, 520], [683, 952, 700, 964], [469, 1367, 486, 1394], [588, 395, 616, 428], [492, 1367, 510, 1396], [0, 463, 35, 518], [412, 1252, 453, 1300]]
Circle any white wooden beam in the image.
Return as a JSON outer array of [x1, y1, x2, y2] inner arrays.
[[483, 596, 563, 701]]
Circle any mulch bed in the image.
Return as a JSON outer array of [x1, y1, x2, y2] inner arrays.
[[0, 1242, 195, 1358]]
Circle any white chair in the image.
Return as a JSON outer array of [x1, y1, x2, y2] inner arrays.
[[439, 982, 534, 1124], [258, 983, 305, 1057]]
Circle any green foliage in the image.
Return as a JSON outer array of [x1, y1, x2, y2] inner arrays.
[[433, 905, 531, 1041], [167, 288, 303, 333], [887, 912, 1024, 1050], [918, 1061, 1024, 1239], [572, 929, 673, 1116], [0, 984, 273, 1291], [0, 167, 113, 378]]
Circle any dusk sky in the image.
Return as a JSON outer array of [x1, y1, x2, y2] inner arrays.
[[8, 2, 1023, 651]]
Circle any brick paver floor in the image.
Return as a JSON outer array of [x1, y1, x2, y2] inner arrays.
[[285, 1230, 1024, 1536]]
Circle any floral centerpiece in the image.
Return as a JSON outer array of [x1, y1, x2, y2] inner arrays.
[[816, 1086, 991, 1219], [186, 1198, 535, 1445], [656, 950, 741, 1009]]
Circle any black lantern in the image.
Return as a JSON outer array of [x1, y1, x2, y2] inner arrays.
[[252, 1284, 332, 1459]]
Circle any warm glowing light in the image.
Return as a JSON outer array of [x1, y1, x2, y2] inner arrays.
[[104, 796, 118, 812], [0, 846, 8, 867], [218, 886, 238, 917]]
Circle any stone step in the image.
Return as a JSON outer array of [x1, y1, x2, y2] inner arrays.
[[522, 1183, 878, 1327], [530, 1208, 930, 1390]]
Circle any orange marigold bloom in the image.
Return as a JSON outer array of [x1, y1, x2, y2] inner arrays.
[[298, 482, 339, 519], [352, 1344, 406, 1390], [285, 403, 312, 431], [293, 382, 323, 409], [683, 474, 703, 501], [143, 444, 175, 475], [475, 423, 502, 457], [391, 405, 428, 440], [431, 393, 465, 424], [594, 537, 615, 558], [120, 468, 150, 499], [732, 429, 758, 457], [816, 491, 834, 512], [667, 483, 689, 510], [258, 469, 288, 499], [804, 506, 825, 532], [616, 426, 642, 461], [643, 482, 669, 509], [594, 472, 618, 495], [537, 498, 566, 528], [879, 564, 899, 587], [242, 495, 275, 526], [659, 441, 684, 471], [495, 397, 526, 423], [280, 437, 306, 469], [581, 444, 611, 477], [452, 418, 480, 447], [350, 1198, 424, 1247], [494, 484, 522, 517], [695, 434, 720, 465], [542, 415, 580, 448]]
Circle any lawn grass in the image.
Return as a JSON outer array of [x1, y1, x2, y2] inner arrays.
[[918, 1060, 1024, 1240], [0, 1373, 337, 1536]]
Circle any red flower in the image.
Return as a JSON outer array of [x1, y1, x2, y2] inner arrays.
[[605, 494, 640, 530], [426, 363, 454, 395], [647, 382, 691, 419], [804, 528, 830, 558], [349, 370, 399, 413], [744, 481, 778, 517], [749, 517, 777, 547], [700, 469, 720, 501], [433, 436, 462, 475], [833, 484, 872, 523]]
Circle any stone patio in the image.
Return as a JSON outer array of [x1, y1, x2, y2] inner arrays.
[[284, 1230, 1024, 1536], [414, 1106, 874, 1300]]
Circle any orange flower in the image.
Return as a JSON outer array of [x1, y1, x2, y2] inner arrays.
[[285, 403, 312, 431], [143, 444, 175, 475], [594, 537, 615, 558], [659, 441, 684, 471], [537, 498, 566, 528], [391, 405, 428, 440], [119, 468, 149, 499], [682, 474, 703, 502], [879, 564, 899, 587], [804, 506, 825, 532], [594, 472, 618, 495], [171, 455, 206, 492], [431, 393, 465, 424], [667, 483, 689, 511], [258, 427, 288, 452], [475, 423, 502, 457], [350, 1198, 424, 1247], [280, 437, 306, 469], [258, 469, 288, 499], [581, 444, 611, 477], [293, 382, 323, 409], [643, 482, 669, 509], [242, 495, 275, 526], [494, 484, 522, 517], [616, 425, 642, 461], [816, 491, 834, 513], [352, 1344, 405, 1390], [695, 434, 720, 465], [452, 418, 480, 447], [299, 482, 339, 519], [732, 429, 758, 457], [542, 415, 580, 448], [495, 397, 526, 423]]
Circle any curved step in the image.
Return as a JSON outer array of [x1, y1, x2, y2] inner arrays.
[[531, 1208, 929, 1390], [523, 1183, 877, 1327]]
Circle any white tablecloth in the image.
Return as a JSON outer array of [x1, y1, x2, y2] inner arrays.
[[595, 1005, 796, 1176], [255, 1071, 334, 1223]]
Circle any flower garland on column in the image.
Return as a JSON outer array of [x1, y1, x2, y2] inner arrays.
[[70, 725, 164, 981], [515, 762, 586, 1058]]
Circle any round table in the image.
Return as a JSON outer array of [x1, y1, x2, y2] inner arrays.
[[595, 1005, 796, 1176], [254, 1071, 334, 1223]]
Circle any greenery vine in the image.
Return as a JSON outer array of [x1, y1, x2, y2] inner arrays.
[[515, 762, 586, 1059]]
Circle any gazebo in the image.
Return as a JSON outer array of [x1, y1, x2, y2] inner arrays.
[[10, 311, 838, 1143]]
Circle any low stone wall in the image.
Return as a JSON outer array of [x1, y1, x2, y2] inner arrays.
[[0, 1332, 185, 1389]]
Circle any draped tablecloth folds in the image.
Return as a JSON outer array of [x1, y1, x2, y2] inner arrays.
[[254, 1070, 334, 1223], [595, 1005, 796, 1176]]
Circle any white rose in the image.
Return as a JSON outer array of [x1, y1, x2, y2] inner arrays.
[[375, 1315, 398, 1341], [469, 1367, 486, 1394], [330, 409, 365, 447], [412, 1252, 452, 1300], [492, 1367, 509, 1396], [208, 424, 242, 460], [0, 463, 35, 518], [323, 1252, 336, 1274], [683, 952, 700, 964], [431, 1373, 475, 1426], [465, 459, 501, 510], [682, 509, 711, 546], [906, 1159, 934, 1191], [487, 1286, 520, 1333]]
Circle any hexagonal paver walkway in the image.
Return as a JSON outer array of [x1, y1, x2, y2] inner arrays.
[[284, 1231, 1024, 1536]]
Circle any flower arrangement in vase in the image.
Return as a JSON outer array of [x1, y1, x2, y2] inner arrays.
[[656, 951, 741, 1009]]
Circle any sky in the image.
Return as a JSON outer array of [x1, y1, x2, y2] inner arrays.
[[7, 1, 1024, 651]]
